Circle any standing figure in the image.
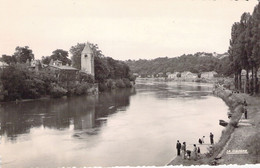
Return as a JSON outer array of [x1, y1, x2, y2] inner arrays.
[[186, 150, 191, 159], [198, 138, 202, 144], [244, 99, 247, 106], [176, 140, 181, 156], [244, 107, 248, 119], [210, 132, 214, 145], [181, 142, 186, 159], [193, 144, 197, 160], [202, 136, 205, 143]]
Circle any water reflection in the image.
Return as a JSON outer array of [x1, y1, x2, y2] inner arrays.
[[0, 81, 229, 167], [0, 88, 136, 140]]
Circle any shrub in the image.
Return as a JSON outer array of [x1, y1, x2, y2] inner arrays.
[[75, 82, 90, 95], [79, 72, 95, 83], [49, 83, 67, 98], [106, 79, 116, 90], [98, 83, 107, 92], [122, 78, 132, 88], [115, 79, 126, 88]]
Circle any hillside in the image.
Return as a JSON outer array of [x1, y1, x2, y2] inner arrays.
[[125, 52, 231, 76]]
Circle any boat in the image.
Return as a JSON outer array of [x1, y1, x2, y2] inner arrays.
[[219, 120, 228, 127]]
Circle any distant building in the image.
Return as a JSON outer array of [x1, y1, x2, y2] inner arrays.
[[182, 71, 197, 79], [44, 60, 79, 85], [168, 73, 175, 79], [157, 72, 164, 77], [201, 71, 217, 79], [168, 72, 179, 79], [81, 43, 95, 77]]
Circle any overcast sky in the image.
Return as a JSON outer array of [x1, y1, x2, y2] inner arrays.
[[0, 0, 259, 61]]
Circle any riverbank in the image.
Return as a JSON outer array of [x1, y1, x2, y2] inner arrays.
[[168, 85, 260, 166]]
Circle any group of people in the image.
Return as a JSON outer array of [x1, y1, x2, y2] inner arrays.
[[176, 132, 214, 161]]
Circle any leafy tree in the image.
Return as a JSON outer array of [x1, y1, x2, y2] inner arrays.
[[0, 54, 16, 64], [0, 64, 45, 100], [50, 49, 71, 65], [41, 49, 71, 65], [41, 56, 52, 65], [13, 46, 34, 63], [70, 43, 85, 69]]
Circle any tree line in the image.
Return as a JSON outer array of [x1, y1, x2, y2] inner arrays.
[[125, 52, 231, 77], [228, 2, 260, 94]]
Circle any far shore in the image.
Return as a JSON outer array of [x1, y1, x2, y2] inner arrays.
[[168, 85, 260, 166]]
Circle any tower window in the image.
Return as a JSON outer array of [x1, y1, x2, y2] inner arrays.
[[85, 54, 88, 57]]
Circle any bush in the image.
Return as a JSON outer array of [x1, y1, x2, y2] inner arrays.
[[79, 72, 95, 83], [49, 83, 67, 98], [106, 79, 116, 90], [115, 79, 126, 88], [75, 82, 90, 95], [0, 64, 47, 100], [122, 78, 132, 88], [98, 83, 107, 92]]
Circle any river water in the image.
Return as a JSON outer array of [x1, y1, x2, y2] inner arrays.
[[0, 79, 229, 167]]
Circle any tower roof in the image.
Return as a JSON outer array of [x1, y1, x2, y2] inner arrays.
[[82, 42, 93, 54]]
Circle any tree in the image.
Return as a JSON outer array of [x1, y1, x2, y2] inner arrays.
[[50, 49, 71, 65], [41, 56, 52, 65], [70, 43, 85, 69], [41, 49, 71, 66], [251, 3, 260, 94], [0, 54, 16, 64], [13, 46, 34, 63]]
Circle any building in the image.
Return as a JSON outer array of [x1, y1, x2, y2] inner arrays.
[[81, 43, 95, 77], [201, 71, 217, 79], [182, 71, 197, 79], [44, 60, 79, 86]]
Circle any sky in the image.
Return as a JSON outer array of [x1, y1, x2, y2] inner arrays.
[[0, 0, 259, 61]]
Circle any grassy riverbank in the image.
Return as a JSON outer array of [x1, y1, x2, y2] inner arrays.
[[168, 86, 260, 166]]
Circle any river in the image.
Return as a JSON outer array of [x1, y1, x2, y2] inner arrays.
[[0, 79, 229, 167]]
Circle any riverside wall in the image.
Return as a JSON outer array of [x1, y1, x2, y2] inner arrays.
[[211, 86, 245, 160], [168, 85, 246, 166]]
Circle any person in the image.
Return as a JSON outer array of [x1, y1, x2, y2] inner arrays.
[[176, 140, 181, 156], [193, 144, 197, 160], [198, 147, 201, 154], [181, 142, 186, 159], [202, 136, 205, 144], [186, 150, 191, 159], [198, 138, 202, 144], [244, 107, 248, 119], [210, 132, 214, 145], [244, 99, 247, 106]]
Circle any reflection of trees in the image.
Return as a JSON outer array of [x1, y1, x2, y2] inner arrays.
[[71, 96, 96, 130], [95, 88, 135, 118], [0, 87, 136, 140]]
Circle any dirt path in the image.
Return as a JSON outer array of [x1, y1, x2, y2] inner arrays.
[[217, 94, 260, 165]]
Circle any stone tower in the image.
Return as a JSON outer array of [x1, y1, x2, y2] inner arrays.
[[81, 43, 95, 76]]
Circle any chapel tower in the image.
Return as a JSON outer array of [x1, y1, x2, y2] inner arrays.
[[81, 42, 95, 76]]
